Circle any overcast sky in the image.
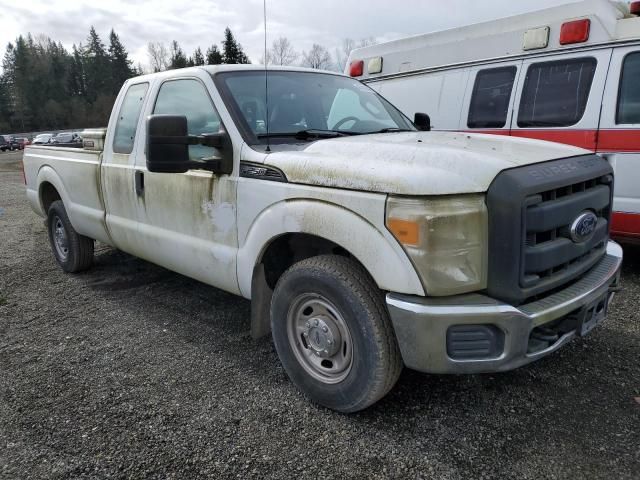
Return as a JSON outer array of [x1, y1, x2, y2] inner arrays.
[[0, 0, 589, 70]]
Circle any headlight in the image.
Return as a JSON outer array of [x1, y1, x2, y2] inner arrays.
[[386, 194, 488, 296]]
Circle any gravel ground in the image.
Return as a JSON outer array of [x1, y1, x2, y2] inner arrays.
[[1, 150, 639, 479]]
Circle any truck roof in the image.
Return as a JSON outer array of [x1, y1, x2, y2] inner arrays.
[[349, 0, 640, 80], [126, 64, 344, 84]]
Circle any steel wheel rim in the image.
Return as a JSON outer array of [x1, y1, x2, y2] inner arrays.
[[286, 293, 353, 384], [52, 216, 69, 261]]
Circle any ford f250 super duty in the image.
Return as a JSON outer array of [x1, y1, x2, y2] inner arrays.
[[24, 65, 622, 412]]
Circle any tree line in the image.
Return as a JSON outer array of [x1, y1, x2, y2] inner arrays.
[[0, 25, 375, 134], [0, 27, 252, 133]]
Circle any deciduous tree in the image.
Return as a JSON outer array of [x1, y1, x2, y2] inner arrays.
[[302, 44, 332, 70]]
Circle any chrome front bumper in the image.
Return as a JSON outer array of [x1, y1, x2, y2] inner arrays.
[[386, 241, 623, 374]]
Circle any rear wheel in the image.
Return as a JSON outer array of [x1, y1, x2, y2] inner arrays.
[[271, 255, 402, 412], [47, 200, 94, 272]]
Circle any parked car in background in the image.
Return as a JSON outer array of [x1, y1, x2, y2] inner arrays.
[[0, 135, 17, 151], [33, 133, 53, 145], [50, 132, 82, 146], [348, 0, 640, 241], [13, 137, 30, 150]]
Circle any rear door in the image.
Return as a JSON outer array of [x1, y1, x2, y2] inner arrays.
[[598, 45, 640, 238], [510, 49, 612, 150], [461, 60, 523, 135], [101, 81, 150, 254]]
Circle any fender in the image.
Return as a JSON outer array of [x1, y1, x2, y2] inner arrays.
[[35, 165, 111, 245], [236, 198, 425, 299]]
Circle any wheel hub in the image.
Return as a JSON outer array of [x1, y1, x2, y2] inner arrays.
[[287, 294, 354, 384], [304, 317, 341, 358], [52, 217, 69, 260]]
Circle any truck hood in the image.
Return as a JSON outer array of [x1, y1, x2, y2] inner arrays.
[[266, 132, 588, 195]]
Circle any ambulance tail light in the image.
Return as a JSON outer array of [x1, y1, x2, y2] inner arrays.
[[349, 60, 364, 77], [559, 19, 590, 45]]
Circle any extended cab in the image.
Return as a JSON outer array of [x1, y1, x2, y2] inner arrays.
[[24, 66, 622, 412]]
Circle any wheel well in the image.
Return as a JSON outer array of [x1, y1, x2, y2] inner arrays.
[[249, 233, 359, 339], [260, 233, 352, 290], [40, 182, 61, 213]]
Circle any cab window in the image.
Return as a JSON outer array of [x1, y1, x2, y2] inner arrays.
[[468, 67, 517, 129], [153, 79, 222, 160], [518, 58, 596, 127], [113, 83, 149, 154], [617, 52, 640, 125]]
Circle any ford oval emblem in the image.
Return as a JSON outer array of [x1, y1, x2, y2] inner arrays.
[[570, 211, 598, 243]]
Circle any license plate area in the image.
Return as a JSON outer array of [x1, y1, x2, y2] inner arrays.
[[578, 292, 610, 337]]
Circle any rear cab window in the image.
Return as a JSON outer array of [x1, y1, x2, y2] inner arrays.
[[518, 57, 597, 127], [467, 67, 517, 128], [113, 83, 149, 154], [617, 52, 640, 125]]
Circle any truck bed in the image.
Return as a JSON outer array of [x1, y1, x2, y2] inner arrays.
[[23, 145, 111, 245]]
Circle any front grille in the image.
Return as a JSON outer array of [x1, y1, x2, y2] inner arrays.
[[522, 176, 611, 292], [487, 155, 613, 305]]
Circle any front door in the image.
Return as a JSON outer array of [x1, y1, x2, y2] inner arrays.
[[132, 76, 240, 294]]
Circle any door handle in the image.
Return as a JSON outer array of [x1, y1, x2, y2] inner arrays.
[[135, 170, 144, 196]]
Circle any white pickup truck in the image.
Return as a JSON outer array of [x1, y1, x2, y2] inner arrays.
[[24, 65, 622, 412]]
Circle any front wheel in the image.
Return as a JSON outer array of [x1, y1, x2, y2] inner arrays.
[[271, 255, 402, 412], [47, 200, 94, 272]]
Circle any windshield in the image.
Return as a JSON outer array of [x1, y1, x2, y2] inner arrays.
[[215, 71, 414, 144]]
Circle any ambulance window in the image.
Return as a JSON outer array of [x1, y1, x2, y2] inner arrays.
[[617, 52, 640, 124], [518, 58, 596, 128], [468, 67, 516, 128]]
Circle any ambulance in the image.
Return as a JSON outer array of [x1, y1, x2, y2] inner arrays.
[[347, 0, 640, 240]]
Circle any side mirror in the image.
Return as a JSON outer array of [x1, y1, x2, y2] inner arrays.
[[414, 112, 431, 132], [146, 114, 233, 174]]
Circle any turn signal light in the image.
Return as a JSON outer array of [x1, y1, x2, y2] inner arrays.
[[559, 19, 590, 45], [387, 218, 419, 246], [349, 60, 364, 77]]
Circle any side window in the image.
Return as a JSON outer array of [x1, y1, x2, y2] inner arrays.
[[518, 57, 596, 128], [153, 79, 222, 160], [467, 67, 517, 128], [113, 83, 149, 154], [617, 52, 640, 125]]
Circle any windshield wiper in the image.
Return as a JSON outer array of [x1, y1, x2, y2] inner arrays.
[[366, 128, 415, 134], [257, 129, 359, 140]]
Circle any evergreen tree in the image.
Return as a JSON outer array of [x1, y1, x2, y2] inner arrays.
[[205, 44, 223, 65], [9, 37, 31, 131], [108, 29, 134, 94], [68, 44, 86, 97], [0, 78, 10, 131], [168, 40, 188, 69], [0, 43, 16, 131], [193, 47, 205, 66], [83, 27, 110, 102], [222, 28, 250, 64]]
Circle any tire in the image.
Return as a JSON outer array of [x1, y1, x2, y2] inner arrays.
[[47, 200, 94, 273], [271, 255, 403, 412]]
